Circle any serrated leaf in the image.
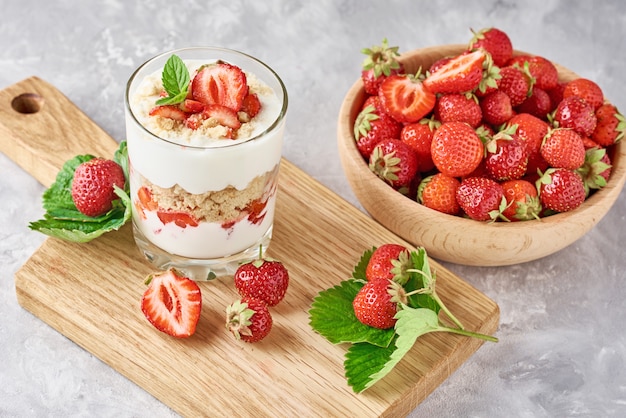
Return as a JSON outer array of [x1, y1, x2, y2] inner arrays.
[[349, 307, 441, 393], [158, 54, 190, 105], [352, 246, 375, 281], [309, 279, 395, 347], [404, 248, 439, 311]]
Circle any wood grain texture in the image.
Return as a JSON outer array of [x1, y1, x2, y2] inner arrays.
[[3, 77, 499, 417], [338, 45, 626, 266]]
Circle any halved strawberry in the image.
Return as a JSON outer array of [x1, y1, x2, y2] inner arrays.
[[141, 269, 202, 338], [191, 62, 248, 112], [241, 93, 262, 118], [157, 210, 199, 228], [202, 104, 242, 130], [423, 49, 486, 94], [378, 74, 436, 123], [149, 105, 188, 121]]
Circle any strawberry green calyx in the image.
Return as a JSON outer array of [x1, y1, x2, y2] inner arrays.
[[226, 299, 255, 340], [476, 51, 501, 95], [577, 147, 612, 195], [361, 38, 401, 77], [353, 105, 379, 140], [369, 146, 401, 183]]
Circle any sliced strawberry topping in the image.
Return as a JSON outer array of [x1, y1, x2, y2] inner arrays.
[[202, 104, 242, 130], [241, 93, 262, 118], [141, 269, 202, 338], [191, 62, 248, 112], [157, 210, 199, 228], [137, 186, 158, 211], [149, 105, 188, 121], [179, 99, 205, 113]]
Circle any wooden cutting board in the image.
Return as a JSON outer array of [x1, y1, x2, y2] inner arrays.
[[2, 77, 499, 417]]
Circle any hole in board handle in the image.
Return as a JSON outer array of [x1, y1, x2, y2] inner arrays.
[[11, 93, 44, 114]]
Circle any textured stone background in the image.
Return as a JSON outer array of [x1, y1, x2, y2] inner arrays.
[[1, 0, 625, 417]]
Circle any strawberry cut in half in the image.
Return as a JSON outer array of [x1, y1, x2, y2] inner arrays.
[[141, 269, 202, 338], [191, 62, 248, 112], [378, 74, 436, 123], [423, 49, 486, 94]]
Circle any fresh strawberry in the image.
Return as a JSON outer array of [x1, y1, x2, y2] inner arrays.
[[562, 78, 604, 110], [378, 73, 436, 123], [507, 113, 550, 174], [418, 173, 461, 215], [515, 87, 551, 120], [537, 168, 586, 213], [576, 147, 612, 195], [141, 269, 202, 338], [157, 210, 199, 228], [353, 278, 399, 330], [369, 138, 419, 193], [234, 256, 289, 307], [430, 121, 484, 177], [149, 105, 188, 121], [137, 186, 158, 211], [191, 62, 248, 111], [226, 297, 272, 343], [501, 179, 542, 221], [546, 82, 567, 112], [509, 55, 558, 91], [365, 244, 411, 283], [484, 128, 529, 181], [240, 93, 262, 118], [400, 118, 439, 172], [434, 93, 482, 128], [423, 49, 487, 94], [498, 65, 533, 107], [202, 104, 242, 130], [456, 176, 505, 221], [354, 101, 402, 158], [480, 90, 513, 126], [591, 103, 625, 147], [468, 27, 513, 67], [71, 158, 126, 217], [361, 38, 404, 95], [540, 128, 586, 170], [553, 95, 597, 137], [179, 99, 206, 113]]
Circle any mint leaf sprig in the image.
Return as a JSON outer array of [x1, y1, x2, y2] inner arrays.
[[155, 54, 190, 106], [309, 246, 498, 393], [29, 141, 131, 243]]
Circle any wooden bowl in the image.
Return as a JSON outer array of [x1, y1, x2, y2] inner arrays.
[[337, 44, 626, 266]]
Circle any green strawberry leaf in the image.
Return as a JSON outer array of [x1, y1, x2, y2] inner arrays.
[[404, 248, 439, 312], [309, 279, 395, 347], [345, 306, 441, 393], [352, 246, 374, 281], [29, 141, 131, 243], [156, 54, 190, 105]]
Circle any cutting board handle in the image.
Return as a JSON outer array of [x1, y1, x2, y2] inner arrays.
[[0, 77, 119, 188]]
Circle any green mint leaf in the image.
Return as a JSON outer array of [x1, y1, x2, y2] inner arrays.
[[29, 142, 132, 243], [309, 279, 395, 347], [347, 306, 441, 393], [157, 54, 189, 105], [352, 246, 374, 281], [344, 338, 397, 393]]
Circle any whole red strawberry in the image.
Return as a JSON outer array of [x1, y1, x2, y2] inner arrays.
[[234, 256, 289, 307], [553, 96, 597, 137], [507, 113, 550, 170], [431, 121, 484, 177], [71, 158, 126, 217], [353, 100, 402, 159], [400, 118, 440, 172], [509, 55, 558, 91], [562, 78, 604, 110], [423, 49, 487, 94], [226, 297, 273, 343], [353, 279, 399, 330], [141, 269, 202, 338], [498, 65, 533, 107], [480, 90, 513, 126], [515, 87, 552, 120], [540, 128, 586, 170], [379, 73, 436, 123], [369, 138, 419, 193], [592, 103, 625, 147], [501, 179, 542, 221], [537, 168, 586, 213], [484, 129, 529, 181], [456, 177, 505, 221], [365, 244, 410, 283], [434, 93, 482, 128], [418, 173, 461, 215], [468, 27, 513, 67], [361, 38, 404, 95]]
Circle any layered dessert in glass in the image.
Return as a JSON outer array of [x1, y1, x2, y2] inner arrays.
[[124, 47, 288, 280]]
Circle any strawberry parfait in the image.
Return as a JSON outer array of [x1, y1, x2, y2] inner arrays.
[[125, 47, 288, 280]]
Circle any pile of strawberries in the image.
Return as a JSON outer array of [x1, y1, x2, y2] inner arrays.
[[140, 254, 289, 342], [354, 29, 623, 221]]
